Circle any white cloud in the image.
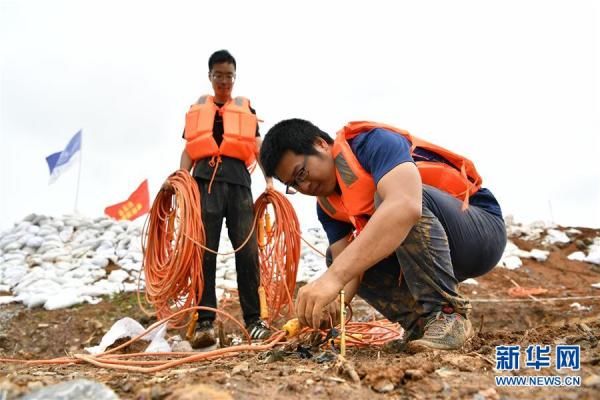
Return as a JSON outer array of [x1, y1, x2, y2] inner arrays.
[[1, 0, 599, 230]]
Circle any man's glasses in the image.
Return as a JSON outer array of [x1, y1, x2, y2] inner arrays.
[[285, 155, 308, 194], [211, 73, 236, 83]]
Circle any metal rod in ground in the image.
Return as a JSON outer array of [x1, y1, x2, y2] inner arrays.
[[340, 290, 345, 356]]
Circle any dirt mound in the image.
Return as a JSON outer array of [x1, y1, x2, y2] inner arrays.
[[1, 226, 599, 399]]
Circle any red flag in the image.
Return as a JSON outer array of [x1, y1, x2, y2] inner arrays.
[[104, 180, 150, 221]]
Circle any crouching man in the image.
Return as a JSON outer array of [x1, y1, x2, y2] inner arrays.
[[259, 119, 506, 352]]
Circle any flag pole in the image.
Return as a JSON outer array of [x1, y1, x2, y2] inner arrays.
[[74, 131, 82, 214]]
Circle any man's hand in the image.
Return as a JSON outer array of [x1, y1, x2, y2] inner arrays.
[[321, 300, 341, 328], [161, 181, 174, 194], [296, 271, 345, 329], [265, 177, 274, 191]]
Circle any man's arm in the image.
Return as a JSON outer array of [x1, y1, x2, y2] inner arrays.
[[161, 147, 193, 192], [330, 236, 361, 300], [296, 162, 423, 328], [180, 148, 193, 172], [328, 162, 422, 285], [256, 136, 274, 189]]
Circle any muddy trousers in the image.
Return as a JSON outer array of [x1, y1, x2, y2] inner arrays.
[[327, 185, 507, 339], [195, 179, 261, 326]]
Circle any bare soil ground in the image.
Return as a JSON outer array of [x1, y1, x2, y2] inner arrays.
[[1, 227, 599, 399]]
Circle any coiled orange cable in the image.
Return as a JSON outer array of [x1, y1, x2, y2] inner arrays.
[[141, 169, 205, 328], [254, 189, 301, 325], [141, 171, 302, 331]]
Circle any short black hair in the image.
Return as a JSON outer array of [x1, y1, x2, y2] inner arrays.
[[208, 50, 236, 71], [260, 119, 334, 177]]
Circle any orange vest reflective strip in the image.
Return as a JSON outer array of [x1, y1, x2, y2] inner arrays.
[[184, 95, 257, 166], [317, 121, 483, 228]]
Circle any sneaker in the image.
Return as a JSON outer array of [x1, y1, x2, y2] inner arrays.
[[407, 309, 473, 352], [190, 320, 216, 349], [246, 319, 272, 340]]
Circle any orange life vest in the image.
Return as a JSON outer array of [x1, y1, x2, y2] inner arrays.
[[317, 121, 483, 231], [184, 95, 257, 166]]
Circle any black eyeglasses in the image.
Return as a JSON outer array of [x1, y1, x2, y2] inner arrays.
[[210, 73, 236, 83], [285, 155, 308, 194]]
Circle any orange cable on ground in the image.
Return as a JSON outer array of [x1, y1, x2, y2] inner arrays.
[[0, 306, 286, 373]]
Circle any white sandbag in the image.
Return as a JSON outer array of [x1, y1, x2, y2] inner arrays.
[[44, 289, 84, 310], [499, 255, 522, 270], [544, 229, 570, 245], [108, 269, 129, 283], [2, 241, 22, 252], [90, 256, 110, 268], [25, 236, 44, 249], [529, 249, 550, 262], [567, 251, 586, 261]]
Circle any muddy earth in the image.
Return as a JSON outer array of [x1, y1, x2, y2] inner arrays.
[[1, 227, 599, 399]]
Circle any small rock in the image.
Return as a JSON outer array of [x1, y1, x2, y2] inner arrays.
[[165, 384, 233, 400], [231, 361, 249, 375], [21, 379, 118, 400], [578, 323, 592, 334], [570, 302, 592, 312], [305, 379, 314, 385], [575, 240, 587, 250], [120, 382, 133, 393], [405, 369, 425, 380], [151, 386, 166, 400], [282, 383, 302, 392], [171, 340, 193, 352], [435, 367, 456, 378], [0, 333, 9, 349], [312, 384, 325, 394], [260, 350, 285, 364], [423, 377, 444, 393], [475, 387, 499, 400], [315, 350, 337, 363], [213, 372, 229, 384], [26, 381, 44, 392], [583, 374, 600, 387], [442, 382, 452, 394], [0, 381, 22, 400], [372, 379, 394, 393]]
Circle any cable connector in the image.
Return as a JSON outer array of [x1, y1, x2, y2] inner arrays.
[[282, 318, 300, 337]]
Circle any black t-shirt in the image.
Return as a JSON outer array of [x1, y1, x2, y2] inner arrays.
[[183, 102, 259, 188]]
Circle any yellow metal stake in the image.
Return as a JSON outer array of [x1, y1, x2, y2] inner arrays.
[[340, 290, 346, 356]]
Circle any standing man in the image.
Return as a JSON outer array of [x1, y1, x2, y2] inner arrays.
[[259, 119, 506, 352], [166, 50, 273, 348]]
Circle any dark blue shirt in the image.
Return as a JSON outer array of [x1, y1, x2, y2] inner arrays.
[[317, 128, 503, 244]]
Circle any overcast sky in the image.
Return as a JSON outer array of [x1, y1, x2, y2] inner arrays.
[[1, 0, 599, 232]]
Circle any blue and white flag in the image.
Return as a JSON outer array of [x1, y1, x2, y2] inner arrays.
[[46, 130, 82, 184]]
